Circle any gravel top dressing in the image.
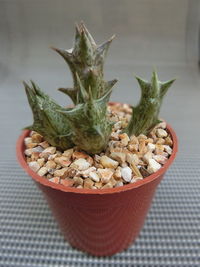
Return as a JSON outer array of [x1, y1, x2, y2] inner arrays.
[[24, 103, 173, 189]]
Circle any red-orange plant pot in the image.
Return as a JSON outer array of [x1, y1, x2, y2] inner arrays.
[[16, 123, 177, 256]]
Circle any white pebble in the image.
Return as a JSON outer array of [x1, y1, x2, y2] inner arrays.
[[24, 148, 33, 156], [164, 145, 172, 155], [156, 129, 168, 138], [32, 146, 44, 153], [71, 158, 90, 171], [147, 143, 156, 151], [89, 172, 100, 182], [24, 137, 32, 146], [42, 146, 56, 154], [121, 167, 132, 182], [28, 161, 40, 172], [37, 167, 48, 176], [147, 159, 161, 174], [115, 181, 124, 187], [100, 155, 119, 169]]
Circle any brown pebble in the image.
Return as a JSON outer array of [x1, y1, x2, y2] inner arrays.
[[84, 178, 94, 189], [60, 178, 74, 187], [140, 166, 150, 178], [49, 177, 60, 184], [32, 133, 43, 143]]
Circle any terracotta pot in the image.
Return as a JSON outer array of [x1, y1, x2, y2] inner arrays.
[[16, 121, 177, 256]]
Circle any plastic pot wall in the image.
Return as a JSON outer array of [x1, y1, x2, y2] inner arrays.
[[17, 125, 177, 256]]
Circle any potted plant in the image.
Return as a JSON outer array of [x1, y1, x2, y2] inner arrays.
[[17, 22, 178, 256]]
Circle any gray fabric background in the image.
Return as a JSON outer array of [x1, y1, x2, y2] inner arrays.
[[0, 0, 200, 266]]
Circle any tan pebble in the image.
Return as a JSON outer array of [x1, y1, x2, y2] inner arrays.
[[115, 181, 124, 187], [95, 182, 103, 189], [72, 151, 88, 159], [45, 160, 56, 169], [60, 178, 74, 187], [113, 167, 122, 180], [83, 178, 94, 189], [80, 167, 96, 178], [98, 168, 114, 183], [143, 151, 153, 163], [46, 174, 53, 179], [114, 121, 122, 130], [87, 156, 94, 165], [37, 167, 48, 176], [73, 177, 83, 186], [147, 159, 161, 174], [54, 168, 68, 177], [30, 131, 37, 136], [100, 155, 119, 169], [156, 138, 165, 145], [129, 135, 139, 144], [94, 154, 101, 163], [54, 157, 71, 167], [39, 141, 50, 148], [156, 129, 168, 138], [119, 133, 130, 146], [121, 162, 128, 167], [155, 144, 164, 155], [110, 151, 126, 164], [153, 155, 168, 165], [28, 161, 40, 172], [26, 143, 38, 149], [24, 148, 33, 156], [102, 182, 113, 189], [145, 138, 153, 144], [110, 177, 117, 186], [129, 161, 143, 177], [61, 167, 77, 179], [110, 132, 119, 140], [156, 121, 167, 129], [48, 154, 58, 160], [94, 162, 103, 169], [128, 143, 139, 152], [139, 139, 147, 154], [24, 137, 32, 146], [163, 145, 172, 155], [131, 177, 143, 183], [165, 136, 173, 146], [49, 177, 60, 184], [31, 152, 40, 160], [76, 185, 83, 189], [126, 153, 139, 165], [31, 133, 43, 143], [43, 147, 56, 155], [26, 157, 32, 162], [121, 120, 128, 128], [89, 172, 100, 182], [62, 148, 74, 158], [138, 134, 147, 140], [47, 168, 55, 175], [71, 158, 91, 171], [37, 158, 45, 167]]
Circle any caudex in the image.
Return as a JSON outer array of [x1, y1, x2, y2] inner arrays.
[[23, 22, 175, 154]]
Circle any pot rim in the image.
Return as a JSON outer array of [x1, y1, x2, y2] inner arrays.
[[16, 114, 178, 196]]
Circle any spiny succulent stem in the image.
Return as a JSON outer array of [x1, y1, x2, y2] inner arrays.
[[125, 71, 175, 136]]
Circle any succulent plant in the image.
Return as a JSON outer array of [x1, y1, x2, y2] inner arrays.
[[23, 81, 73, 150], [23, 23, 117, 154], [124, 71, 175, 136], [23, 22, 175, 154]]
